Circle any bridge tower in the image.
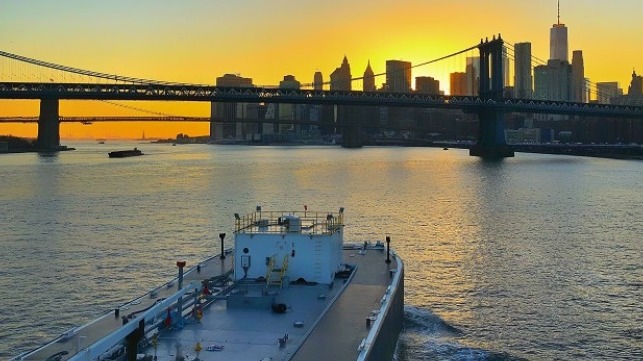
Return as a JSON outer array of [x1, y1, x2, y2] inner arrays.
[[37, 98, 61, 150], [470, 35, 514, 158]]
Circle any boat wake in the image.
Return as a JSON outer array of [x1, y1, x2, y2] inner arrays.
[[403, 304, 462, 335], [394, 305, 528, 361]]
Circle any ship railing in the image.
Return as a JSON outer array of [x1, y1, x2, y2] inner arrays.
[[357, 251, 404, 361], [234, 210, 344, 235], [64, 282, 201, 361]]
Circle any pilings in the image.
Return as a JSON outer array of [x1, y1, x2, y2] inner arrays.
[[37, 98, 61, 150]]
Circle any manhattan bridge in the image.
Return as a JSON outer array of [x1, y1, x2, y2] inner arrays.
[[1, 35, 642, 158]]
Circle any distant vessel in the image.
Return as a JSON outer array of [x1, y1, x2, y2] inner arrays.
[[108, 148, 143, 158], [13, 207, 404, 361]]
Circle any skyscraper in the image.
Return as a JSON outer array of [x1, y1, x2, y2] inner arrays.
[[313, 71, 323, 91], [513, 42, 533, 99], [330, 56, 352, 91], [386, 60, 412, 93], [534, 60, 572, 101], [550, 1, 568, 61], [596, 82, 622, 104], [363, 61, 376, 92], [571, 50, 585, 102], [211, 74, 255, 141], [450, 72, 467, 96], [465, 56, 479, 96]]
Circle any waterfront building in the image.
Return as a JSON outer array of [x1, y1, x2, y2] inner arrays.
[[513, 42, 533, 99], [313, 71, 323, 91], [363, 61, 376, 92], [386, 60, 412, 93], [216, 73, 254, 88], [211, 74, 255, 141], [278, 75, 302, 135], [415, 76, 440, 95], [571, 50, 586, 102], [450, 72, 467, 96], [330, 56, 352, 91]]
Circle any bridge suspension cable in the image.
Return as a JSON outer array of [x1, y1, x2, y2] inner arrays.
[[300, 44, 480, 88], [3, 42, 482, 91], [0, 50, 204, 87]]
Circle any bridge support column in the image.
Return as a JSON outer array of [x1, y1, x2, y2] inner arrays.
[[469, 109, 514, 158], [339, 106, 362, 148], [471, 35, 513, 158], [37, 98, 61, 150]]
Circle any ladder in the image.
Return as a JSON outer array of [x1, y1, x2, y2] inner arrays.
[[265, 254, 289, 289]]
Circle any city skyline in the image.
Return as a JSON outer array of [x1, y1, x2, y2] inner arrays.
[[1, 0, 642, 139]]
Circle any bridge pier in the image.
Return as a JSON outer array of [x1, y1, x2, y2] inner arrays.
[[471, 35, 513, 158], [37, 98, 61, 150], [339, 106, 362, 148], [469, 109, 514, 158]]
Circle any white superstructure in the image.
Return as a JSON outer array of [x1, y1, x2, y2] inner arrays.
[[234, 209, 344, 284]]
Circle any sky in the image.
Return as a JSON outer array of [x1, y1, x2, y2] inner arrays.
[[1, 0, 642, 139]]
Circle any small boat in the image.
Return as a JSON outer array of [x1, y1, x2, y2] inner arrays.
[[13, 207, 405, 361], [443, 147, 449, 150], [108, 148, 143, 158]]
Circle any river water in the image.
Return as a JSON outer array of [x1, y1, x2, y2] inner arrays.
[[1, 142, 641, 360]]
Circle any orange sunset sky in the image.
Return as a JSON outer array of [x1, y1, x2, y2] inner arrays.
[[1, 0, 642, 139]]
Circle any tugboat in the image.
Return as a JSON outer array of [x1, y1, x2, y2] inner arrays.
[[12, 207, 404, 361], [108, 148, 143, 158]]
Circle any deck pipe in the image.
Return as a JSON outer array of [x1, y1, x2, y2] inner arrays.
[[177, 261, 186, 323], [219, 233, 226, 259], [385, 236, 391, 264]]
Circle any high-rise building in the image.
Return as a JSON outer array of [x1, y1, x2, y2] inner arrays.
[[550, 1, 568, 61], [330, 56, 352, 91], [513, 42, 533, 99], [386, 60, 412, 93], [450, 72, 467, 96], [211, 74, 255, 141], [415, 76, 440, 95], [465, 56, 479, 96], [363, 61, 376, 92], [571, 50, 585, 102], [596, 82, 622, 104], [278, 75, 301, 133], [628, 70, 643, 96], [503, 47, 511, 87], [215, 73, 254, 87], [279, 75, 301, 89], [534, 60, 572, 101], [313, 71, 323, 91]]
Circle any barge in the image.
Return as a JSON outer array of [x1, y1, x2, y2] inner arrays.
[[13, 208, 404, 361]]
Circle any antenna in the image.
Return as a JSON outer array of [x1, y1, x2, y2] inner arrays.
[[557, 0, 561, 24]]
